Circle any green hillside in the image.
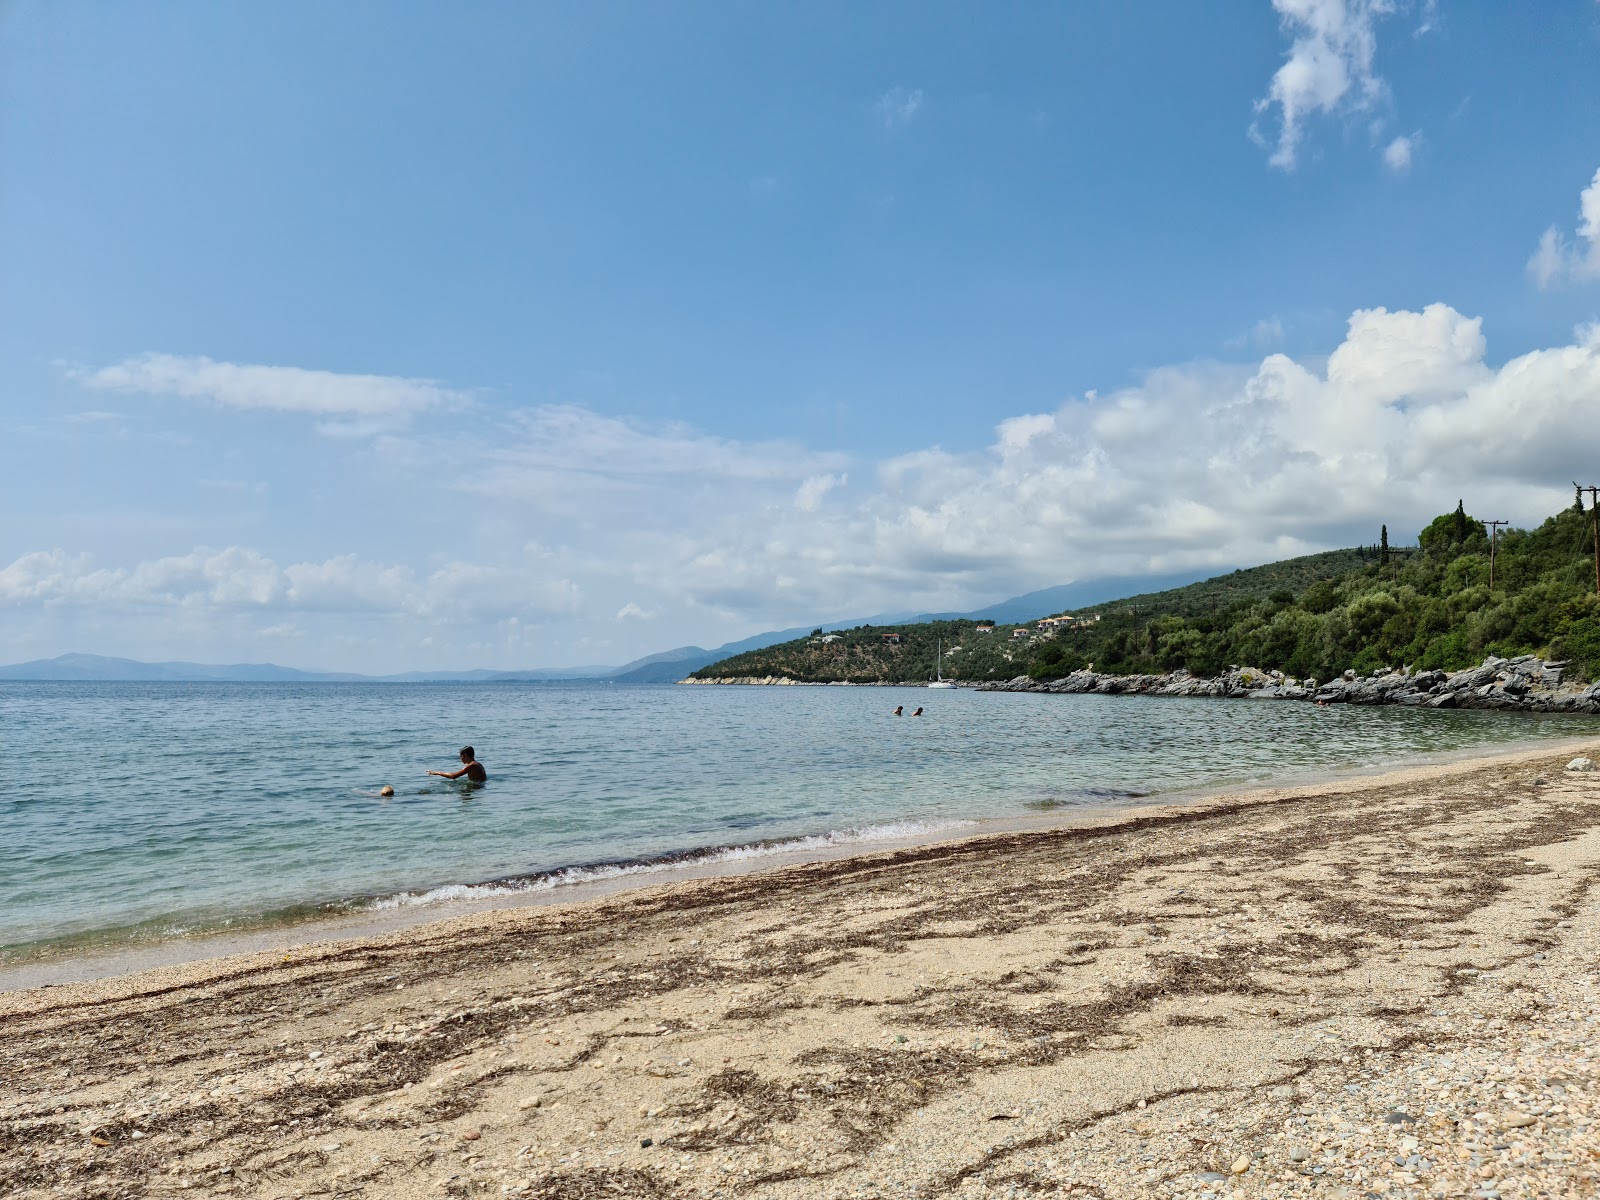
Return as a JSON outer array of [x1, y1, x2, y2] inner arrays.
[[689, 619, 1009, 684], [691, 548, 1387, 683], [1063, 547, 1380, 620], [690, 500, 1600, 684]]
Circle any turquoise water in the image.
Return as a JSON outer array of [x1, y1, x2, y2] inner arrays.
[[2, 680, 1595, 959]]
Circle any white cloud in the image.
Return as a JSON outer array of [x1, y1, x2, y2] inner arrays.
[[1383, 133, 1415, 171], [610, 303, 1600, 622], [0, 546, 582, 625], [1252, 0, 1396, 170], [74, 353, 465, 432], [441, 404, 844, 516], [794, 473, 846, 512], [876, 87, 924, 130], [1527, 166, 1600, 288], [17, 306, 1600, 670]]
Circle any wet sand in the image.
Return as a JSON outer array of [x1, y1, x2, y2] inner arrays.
[[5, 743, 1600, 1198]]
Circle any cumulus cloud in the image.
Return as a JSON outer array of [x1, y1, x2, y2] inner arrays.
[[1383, 133, 1415, 171], [1528, 167, 1600, 288], [19, 305, 1600, 668], [613, 303, 1600, 623], [1253, 0, 1396, 170], [75, 353, 465, 433], [876, 87, 923, 130]]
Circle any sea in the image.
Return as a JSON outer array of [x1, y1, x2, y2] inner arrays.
[[3, 680, 1596, 964]]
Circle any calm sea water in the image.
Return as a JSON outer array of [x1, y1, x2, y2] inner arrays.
[[2, 680, 1594, 959]]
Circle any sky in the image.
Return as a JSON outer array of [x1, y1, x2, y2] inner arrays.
[[3, 0, 1600, 673]]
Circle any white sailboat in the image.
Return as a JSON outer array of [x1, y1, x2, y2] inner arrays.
[[927, 638, 957, 688]]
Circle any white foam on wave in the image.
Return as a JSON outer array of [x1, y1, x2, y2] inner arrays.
[[365, 818, 977, 911]]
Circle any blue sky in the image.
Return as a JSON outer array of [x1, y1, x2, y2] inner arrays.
[[4, 1, 1600, 672]]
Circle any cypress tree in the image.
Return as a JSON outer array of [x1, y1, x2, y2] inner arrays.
[[1453, 500, 1468, 543], [1577, 485, 1587, 515], [1381, 524, 1389, 565]]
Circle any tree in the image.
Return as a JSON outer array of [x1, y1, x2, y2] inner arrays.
[[1577, 484, 1587, 516], [1381, 524, 1390, 566], [1453, 499, 1469, 543], [811, 628, 823, 637]]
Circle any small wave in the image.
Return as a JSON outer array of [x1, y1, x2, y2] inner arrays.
[[1022, 787, 1150, 811], [365, 819, 976, 911]]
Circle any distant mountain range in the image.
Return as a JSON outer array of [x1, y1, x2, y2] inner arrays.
[[0, 568, 1212, 683]]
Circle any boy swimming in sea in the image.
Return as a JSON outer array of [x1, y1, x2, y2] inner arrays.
[[429, 745, 487, 783]]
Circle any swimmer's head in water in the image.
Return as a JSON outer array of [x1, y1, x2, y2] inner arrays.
[[459, 745, 475, 762], [379, 785, 395, 797]]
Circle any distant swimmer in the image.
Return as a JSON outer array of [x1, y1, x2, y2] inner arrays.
[[911, 707, 923, 717], [892, 705, 904, 716], [429, 745, 487, 783], [379, 785, 395, 797]]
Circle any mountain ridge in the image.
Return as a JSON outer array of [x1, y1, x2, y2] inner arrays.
[[0, 568, 1218, 682]]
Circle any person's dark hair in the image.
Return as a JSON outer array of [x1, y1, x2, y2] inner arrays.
[[459, 745, 475, 759]]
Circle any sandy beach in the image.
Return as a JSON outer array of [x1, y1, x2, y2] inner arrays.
[[6, 743, 1600, 1200]]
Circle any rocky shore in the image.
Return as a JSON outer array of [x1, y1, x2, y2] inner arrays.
[[978, 654, 1600, 714], [680, 676, 937, 687]]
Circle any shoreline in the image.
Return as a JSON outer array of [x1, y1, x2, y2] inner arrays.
[[6, 740, 1600, 1198], [6, 733, 1598, 994], [688, 653, 1600, 716]]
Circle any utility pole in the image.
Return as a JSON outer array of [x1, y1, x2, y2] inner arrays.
[[1584, 486, 1600, 596], [1485, 520, 1508, 590]]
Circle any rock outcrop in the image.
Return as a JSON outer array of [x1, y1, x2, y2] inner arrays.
[[976, 655, 1600, 714]]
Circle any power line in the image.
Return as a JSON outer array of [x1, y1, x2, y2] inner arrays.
[[1579, 484, 1600, 596], [1485, 520, 1508, 590]]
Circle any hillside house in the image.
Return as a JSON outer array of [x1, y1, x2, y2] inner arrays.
[[974, 623, 995, 632], [880, 632, 902, 644], [1011, 627, 1032, 640]]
